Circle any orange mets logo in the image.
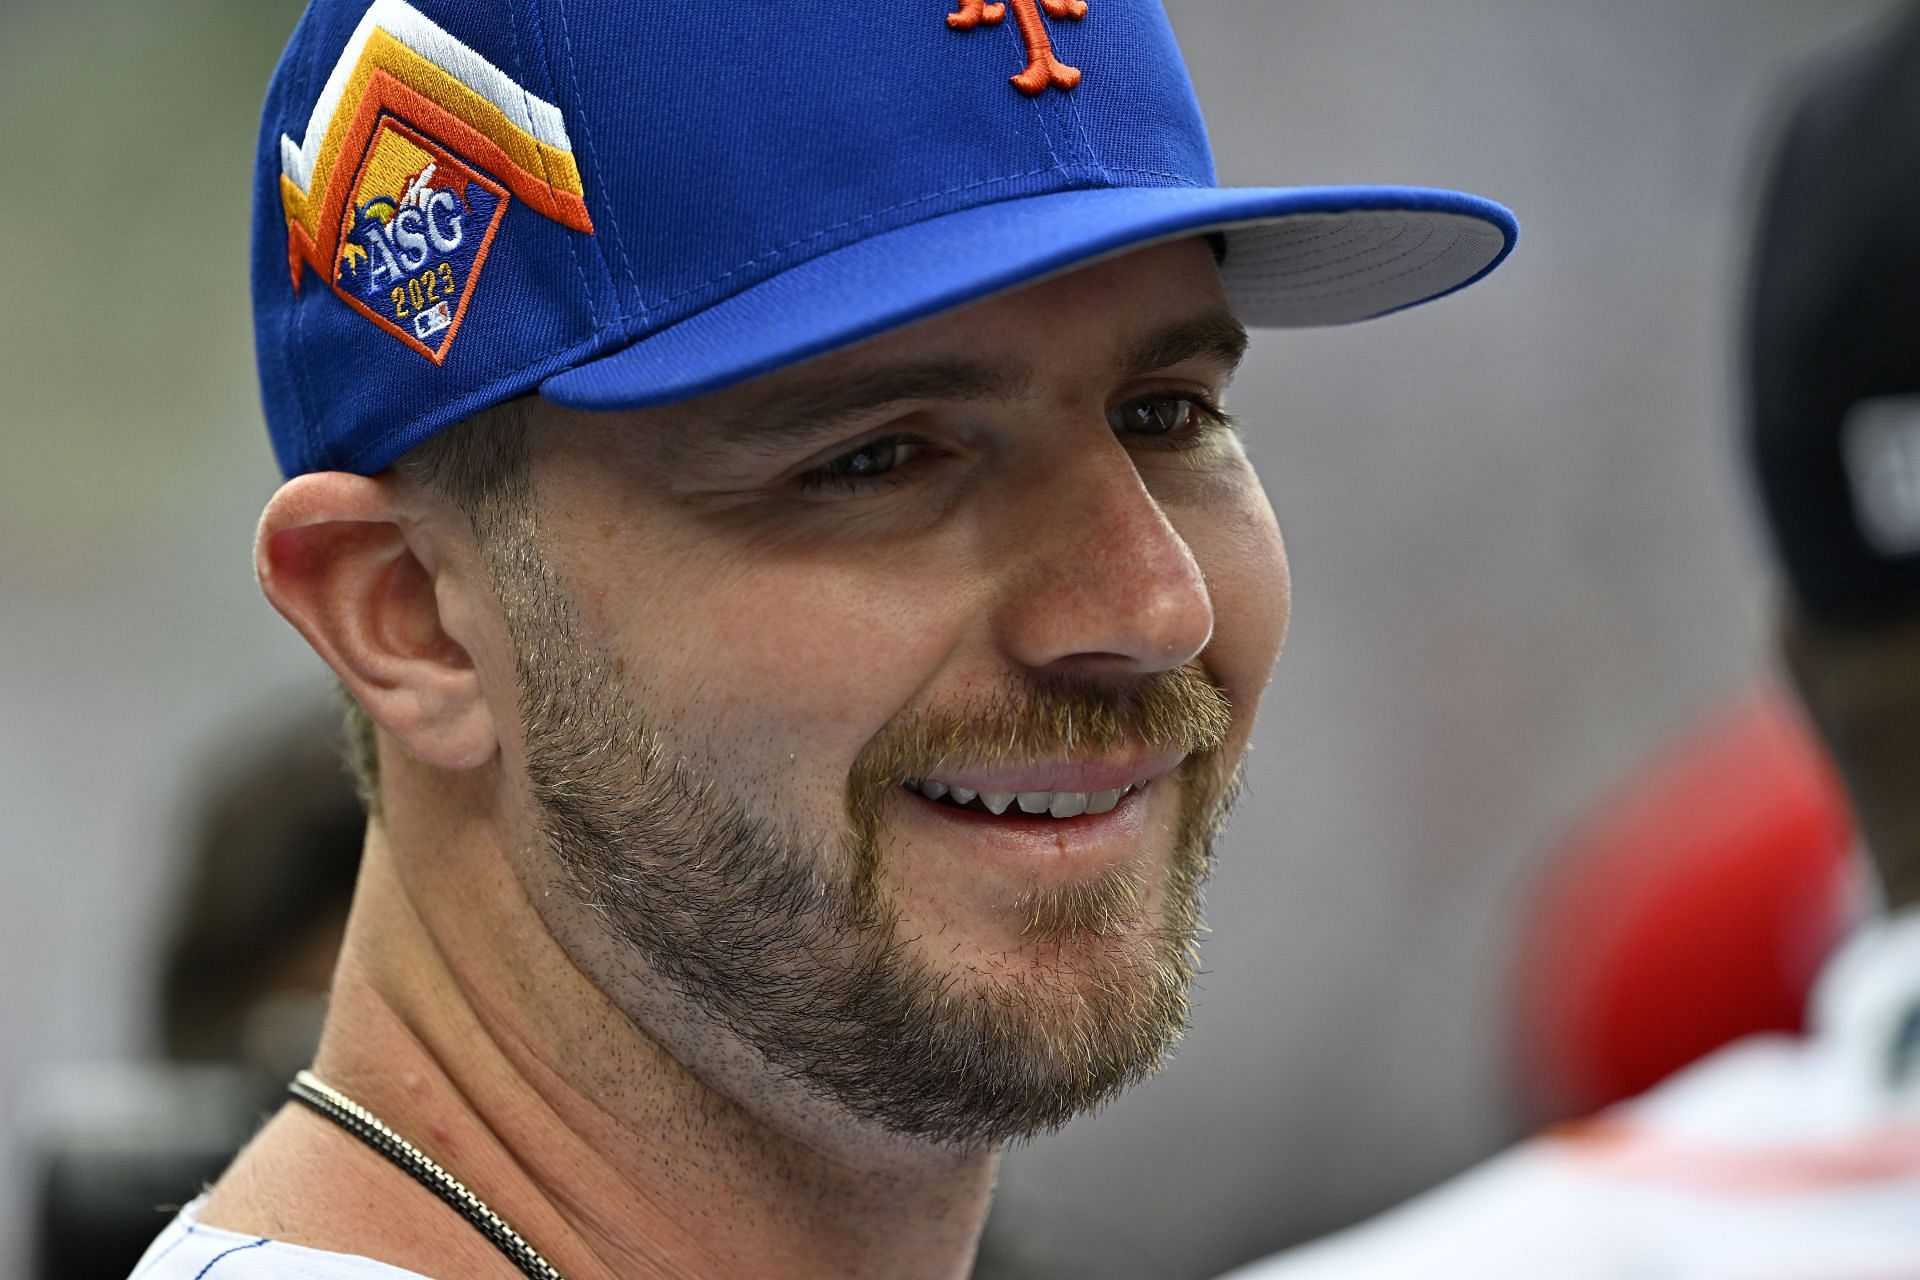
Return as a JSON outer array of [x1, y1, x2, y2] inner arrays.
[[949, 0, 1090, 95], [277, 0, 594, 364]]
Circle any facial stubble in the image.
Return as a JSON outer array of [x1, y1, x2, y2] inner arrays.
[[490, 528, 1240, 1147]]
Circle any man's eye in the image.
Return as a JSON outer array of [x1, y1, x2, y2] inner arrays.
[[798, 436, 919, 491], [1109, 394, 1228, 440]]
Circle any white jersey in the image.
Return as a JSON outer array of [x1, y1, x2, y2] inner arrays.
[[127, 1197, 429, 1279], [1224, 910, 1920, 1280]]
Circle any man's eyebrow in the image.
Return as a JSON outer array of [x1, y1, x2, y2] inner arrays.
[[709, 359, 1026, 452], [1119, 310, 1251, 381], [701, 310, 1247, 455]]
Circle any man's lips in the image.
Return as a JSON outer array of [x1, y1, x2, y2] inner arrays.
[[908, 747, 1187, 797], [883, 748, 1182, 865], [904, 779, 1155, 823], [895, 747, 1185, 820]]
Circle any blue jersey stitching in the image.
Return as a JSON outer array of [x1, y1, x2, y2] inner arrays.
[[128, 1224, 193, 1278], [191, 1237, 270, 1279]]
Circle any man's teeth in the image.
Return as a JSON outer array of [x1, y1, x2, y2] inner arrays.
[[902, 778, 1146, 817], [1050, 791, 1089, 818]]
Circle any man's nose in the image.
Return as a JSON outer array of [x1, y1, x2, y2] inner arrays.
[[991, 441, 1215, 679]]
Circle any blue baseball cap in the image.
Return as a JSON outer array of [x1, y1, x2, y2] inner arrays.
[[253, 0, 1518, 477]]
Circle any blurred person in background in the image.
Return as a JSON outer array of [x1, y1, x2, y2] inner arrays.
[[1226, 8, 1920, 1277], [1509, 680, 1862, 1126], [156, 703, 363, 1081], [29, 705, 362, 1280], [126, 2, 1515, 1278]]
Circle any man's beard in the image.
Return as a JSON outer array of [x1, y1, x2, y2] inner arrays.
[[495, 541, 1240, 1147]]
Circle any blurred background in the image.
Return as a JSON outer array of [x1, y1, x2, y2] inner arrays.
[[0, 1, 1903, 1276]]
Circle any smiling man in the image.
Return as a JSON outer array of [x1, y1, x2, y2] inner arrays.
[[129, 3, 1512, 1277]]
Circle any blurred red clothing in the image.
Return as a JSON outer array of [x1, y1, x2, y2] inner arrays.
[[1514, 683, 1861, 1121]]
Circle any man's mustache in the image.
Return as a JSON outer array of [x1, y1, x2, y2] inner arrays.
[[849, 664, 1233, 800]]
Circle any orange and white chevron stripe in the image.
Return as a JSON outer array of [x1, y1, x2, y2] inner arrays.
[[278, 0, 593, 291]]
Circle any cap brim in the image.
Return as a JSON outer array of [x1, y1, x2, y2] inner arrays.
[[541, 184, 1515, 411]]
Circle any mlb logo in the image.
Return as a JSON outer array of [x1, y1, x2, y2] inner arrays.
[[413, 301, 453, 341]]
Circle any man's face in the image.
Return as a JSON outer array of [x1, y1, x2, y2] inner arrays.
[[479, 239, 1290, 1145]]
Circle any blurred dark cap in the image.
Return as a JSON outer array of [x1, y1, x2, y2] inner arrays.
[[1747, 4, 1920, 625]]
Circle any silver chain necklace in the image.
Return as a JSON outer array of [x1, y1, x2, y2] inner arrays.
[[288, 1070, 567, 1280]]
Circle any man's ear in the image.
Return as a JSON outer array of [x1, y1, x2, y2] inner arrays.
[[255, 471, 497, 773]]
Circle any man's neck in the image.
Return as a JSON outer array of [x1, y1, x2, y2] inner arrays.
[[202, 808, 998, 1280]]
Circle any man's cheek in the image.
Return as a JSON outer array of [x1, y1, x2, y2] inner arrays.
[[663, 564, 969, 746], [1190, 496, 1290, 718], [1224, 482, 1289, 641]]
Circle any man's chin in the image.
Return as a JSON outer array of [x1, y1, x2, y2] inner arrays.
[[892, 886, 1175, 978], [891, 971, 1194, 1146], [835, 781, 1219, 1141], [844, 900, 1199, 1144]]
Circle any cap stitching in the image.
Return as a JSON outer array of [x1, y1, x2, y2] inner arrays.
[[1240, 222, 1419, 280], [1098, 166, 1208, 187], [1232, 220, 1354, 250], [518, 0, 614, 318], [1024, 91, 1073, 178], [551, 0, 642, 318], [1254, 225, 1461, 300], [287, 10, 328, 467], [1052, 19, 1109, 185], [1063, 97, 1110, 184], [1026, 54, 1089, 174], [291, 285, 324, 468], [503, 0, 600, 332], [1234, 220, 1391, 260]]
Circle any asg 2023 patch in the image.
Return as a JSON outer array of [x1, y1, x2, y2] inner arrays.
[[334, 119, 505, 362], [278, 0, 594, 366]]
